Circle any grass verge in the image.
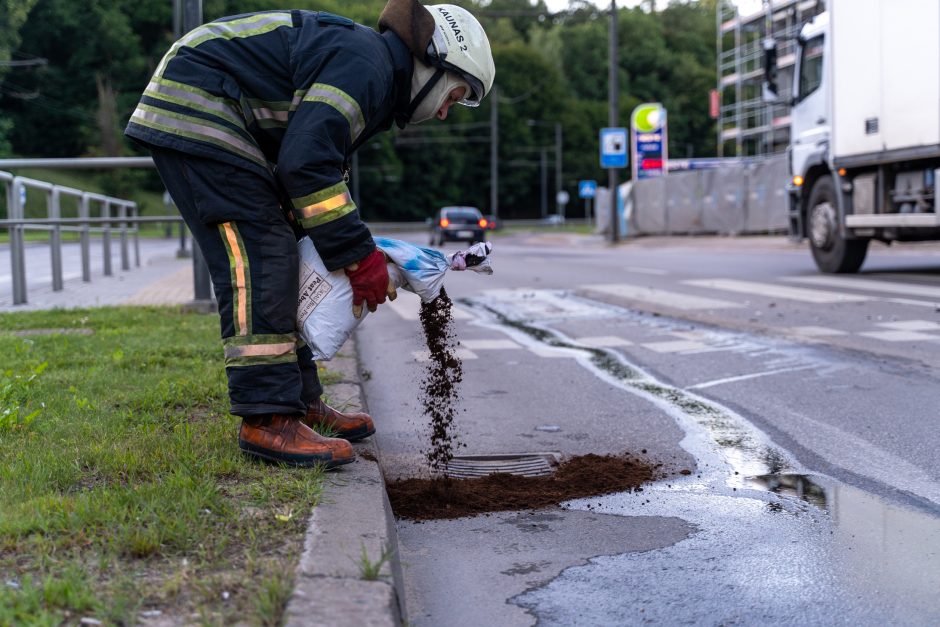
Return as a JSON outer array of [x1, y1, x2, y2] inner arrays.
[[0, 306, 334, 625]]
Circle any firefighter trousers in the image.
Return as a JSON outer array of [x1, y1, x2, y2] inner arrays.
[[151, 147, 321, 417]]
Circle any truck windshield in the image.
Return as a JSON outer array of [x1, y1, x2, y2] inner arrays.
[[798, 35, 824, 101]]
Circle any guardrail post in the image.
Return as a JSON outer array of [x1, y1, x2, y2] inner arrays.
[[80, 193, 91, 282], [118, 202, 129, 272], [10, 177, 27, 304], [50, 187, 63, 291], [102, 200, 112, 276], [131, 204, 140, 267]]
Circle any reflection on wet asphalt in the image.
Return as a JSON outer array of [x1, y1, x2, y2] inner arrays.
[[465, 289, 940, 624]]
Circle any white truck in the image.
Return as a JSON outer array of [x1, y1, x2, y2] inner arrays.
[[764, 0, 940, 273]]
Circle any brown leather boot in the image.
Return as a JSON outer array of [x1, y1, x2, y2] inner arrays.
[[238, 413, 355, 469], [302, 398, 375, 442]]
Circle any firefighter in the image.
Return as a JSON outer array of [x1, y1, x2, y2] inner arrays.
[[125, 1, 495, 468]]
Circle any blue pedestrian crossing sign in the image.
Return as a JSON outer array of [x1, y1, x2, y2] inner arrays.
[[599, 127, 628, 169], [578, 180, 597, 199]]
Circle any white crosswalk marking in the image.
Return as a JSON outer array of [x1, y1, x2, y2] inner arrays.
[[586, 283, 742, 310], [459, 339, 521, 350], [642, 340, 712, 353], [623, 266, 669, 275], [411, 348, 479, 362], [788, 325, 847, 337], [859, 330, 940, 342], [876, 320, 940, 331], [575, 336, 633, 348], [786, 275, 940, 300], [385, 290, 473, 321], [683, 278, 869, 303]]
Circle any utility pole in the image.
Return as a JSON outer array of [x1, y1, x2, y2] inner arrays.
[[554, 122, 562, 216], [608, 0, 619, 242], [540, 148, 548, 219], [490, 85, 499, 219]]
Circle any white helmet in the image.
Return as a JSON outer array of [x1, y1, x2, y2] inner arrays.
[[425, 4, 495, 106]]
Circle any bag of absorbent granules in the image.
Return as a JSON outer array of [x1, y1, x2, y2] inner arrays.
[[296, 237, 493, 360]]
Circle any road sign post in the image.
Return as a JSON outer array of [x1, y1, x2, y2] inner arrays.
[[599, 127, 627, 240], [578, 180, 597, 223]]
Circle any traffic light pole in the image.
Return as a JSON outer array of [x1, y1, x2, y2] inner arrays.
[[608, 0, 619, 243]]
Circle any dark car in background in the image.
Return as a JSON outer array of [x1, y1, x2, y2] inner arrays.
[[429, 206, 487, 246]]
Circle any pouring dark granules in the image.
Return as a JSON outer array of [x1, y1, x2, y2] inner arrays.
[[419, 287, 464, 471]]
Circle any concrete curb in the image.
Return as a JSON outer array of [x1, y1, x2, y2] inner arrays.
[[284, 336, 405, 627]]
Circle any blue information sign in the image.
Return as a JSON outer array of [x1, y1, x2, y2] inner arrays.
[[599, 127, 628, 169], [578, 180, 597, 199]]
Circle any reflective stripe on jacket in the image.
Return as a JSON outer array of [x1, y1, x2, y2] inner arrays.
[[125, 10, 413, 270]]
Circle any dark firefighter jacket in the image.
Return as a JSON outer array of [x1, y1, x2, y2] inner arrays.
[[125, 10, 414, 271]]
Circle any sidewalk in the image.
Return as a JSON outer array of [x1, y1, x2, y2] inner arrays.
[[1, 243, 405, 625]]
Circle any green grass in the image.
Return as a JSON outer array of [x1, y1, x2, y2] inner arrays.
[[0, 306, 335, 625], [495, 222, 595, 236]]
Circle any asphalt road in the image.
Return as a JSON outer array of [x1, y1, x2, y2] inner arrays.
[[358, 230, 940, 626]]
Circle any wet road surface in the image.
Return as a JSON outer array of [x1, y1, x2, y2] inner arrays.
[[357, 232, 940, 626]]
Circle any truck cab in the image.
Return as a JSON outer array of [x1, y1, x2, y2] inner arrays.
[[766, 0, 940, 273]]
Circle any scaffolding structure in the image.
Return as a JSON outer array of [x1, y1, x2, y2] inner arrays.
[[716, 0, 824, 157]]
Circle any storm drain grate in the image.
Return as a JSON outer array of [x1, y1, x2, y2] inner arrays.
[[444, 453, 561, 479]]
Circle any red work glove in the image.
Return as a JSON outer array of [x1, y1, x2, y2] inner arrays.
[[345, 248, 394, 318]]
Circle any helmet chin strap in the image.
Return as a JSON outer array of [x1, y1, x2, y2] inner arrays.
[[403, 67, 445, 124]]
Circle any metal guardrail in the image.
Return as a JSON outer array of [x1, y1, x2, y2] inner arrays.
[[1, 169, 182, 305]]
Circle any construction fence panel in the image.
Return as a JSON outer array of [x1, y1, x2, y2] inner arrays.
[[631, 176, 667, 235], [744, 156, 789, 232], [628, 155, 789, 236], [703, 167, 747, 234], [664, 170, 704, 234]]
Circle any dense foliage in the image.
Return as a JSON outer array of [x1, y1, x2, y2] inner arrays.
[[0, 0, 717, 219]]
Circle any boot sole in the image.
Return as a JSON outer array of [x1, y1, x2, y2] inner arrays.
[[238, 440, 354, 469]]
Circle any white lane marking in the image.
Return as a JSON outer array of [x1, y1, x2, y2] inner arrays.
[[684, 278, 869, 303], [452, 305, 474, 320], [623, 266, 669, 275], [642, 340, 713, 353], [585, 283, 742, 310], [411, 348, 479, 362], [385, 291, 420, 320], [575, 335, 633, 348], [482, 288, 617, 320], [459, 339, 521, 350], [876, 320, 940, 331], [859, 330, 940, 342], [786, 275, 940, 300], [788, 326, 848, 337], [384, 291, 473, 321], [527, 345, 579, 358], [687, 365, 817, 390]]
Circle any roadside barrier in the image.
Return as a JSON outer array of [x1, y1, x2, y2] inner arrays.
[[627, 155, 789, 236], [0, 170, 181, 305]]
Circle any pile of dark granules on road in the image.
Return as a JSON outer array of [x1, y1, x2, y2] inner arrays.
[[386, 453, 662, 521], [418, 287, 464, 471]]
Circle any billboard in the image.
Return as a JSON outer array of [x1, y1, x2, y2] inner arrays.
[[631, 103, 668, 180]]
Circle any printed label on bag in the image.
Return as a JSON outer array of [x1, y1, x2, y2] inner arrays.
[[297, 262, 333, 323]]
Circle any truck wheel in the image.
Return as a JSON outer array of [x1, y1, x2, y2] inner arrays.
[[807, 175, 869, 273]]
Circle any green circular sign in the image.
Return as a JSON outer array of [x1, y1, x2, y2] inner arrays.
[[632, 104, 665, 133]]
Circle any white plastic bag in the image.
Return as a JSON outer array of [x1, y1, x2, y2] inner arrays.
[[296, 237, 493, 360]]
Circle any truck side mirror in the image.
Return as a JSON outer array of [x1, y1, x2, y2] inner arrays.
[[762, 37, 779, 102]]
